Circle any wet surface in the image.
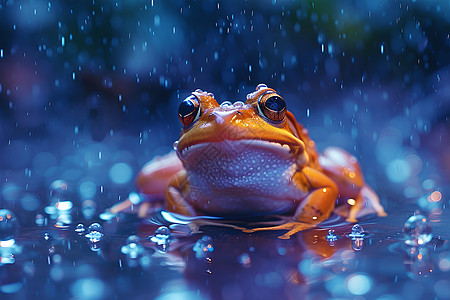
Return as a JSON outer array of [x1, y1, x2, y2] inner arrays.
[[1, 208, 450, 300], [1, 0, 450, 299]]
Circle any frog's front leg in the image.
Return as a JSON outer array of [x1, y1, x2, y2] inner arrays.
[[165, 170, 197, 216], [245, 167, 338, 239]]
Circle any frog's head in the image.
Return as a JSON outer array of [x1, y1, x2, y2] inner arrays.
[[174, 84, 309, 169]]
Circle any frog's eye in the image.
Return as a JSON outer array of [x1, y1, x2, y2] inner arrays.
[[178, 95, 201, 127], [257, 93, 286, 122]]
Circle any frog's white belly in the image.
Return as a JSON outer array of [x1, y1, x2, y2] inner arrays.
[[179, 140, 307, 216]]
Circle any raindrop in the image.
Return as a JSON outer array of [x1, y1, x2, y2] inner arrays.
[[403, 214, 432, 246], [0, 209, 18, 242], [173, 140, 179, 151], [348, 224, 365, 238]]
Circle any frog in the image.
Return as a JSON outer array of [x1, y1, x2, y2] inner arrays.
[[110, 84, 386, 239]]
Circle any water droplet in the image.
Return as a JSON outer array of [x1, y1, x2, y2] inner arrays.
[[173, 140, 179, 151], [43, 232, 51, 241], [327, 229, 338, 246], [87, 222, 102, 233], [349, 224, 365, 238], [75, 224, 86, 235], [150, 226, 171, 252], [0, 209, 18, 241], [403, 214, 432, 246], [256, 83, 268, 90], [193, 236, 214, 260], [85, 223, 104, 241], [220, 101, 233, 107], [155, 226, 170, 238]]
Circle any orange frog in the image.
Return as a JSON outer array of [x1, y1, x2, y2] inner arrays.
[[111, 84, 386, 239]]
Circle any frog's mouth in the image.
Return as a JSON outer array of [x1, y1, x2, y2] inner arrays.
[[178, 139, 293, 160], [177, 139, 298, 183]]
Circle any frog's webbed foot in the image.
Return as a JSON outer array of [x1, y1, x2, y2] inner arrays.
[[335, 185, 387, 223], [243, 222, 315, 239]]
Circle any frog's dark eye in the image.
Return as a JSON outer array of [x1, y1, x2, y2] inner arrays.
[[257, 93, 286, 122], [178, 95, 201, 127]]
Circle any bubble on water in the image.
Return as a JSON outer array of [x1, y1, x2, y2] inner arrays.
[[403, 214, 432, 246], [348, 224, 365, 238], [150, 226, 171, 252], [85, 223, 104, 241], [193, 236, 214, 260], [155, 226, 170, 238], [0, 209, 18, 242], [75, 224, 86, 235], [87, 223, 103, 234]]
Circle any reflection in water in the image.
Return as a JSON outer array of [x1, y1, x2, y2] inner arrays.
[[404, 247, 434, 278], [351, 237, 365, 251], [326, 229, 338, 246]]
